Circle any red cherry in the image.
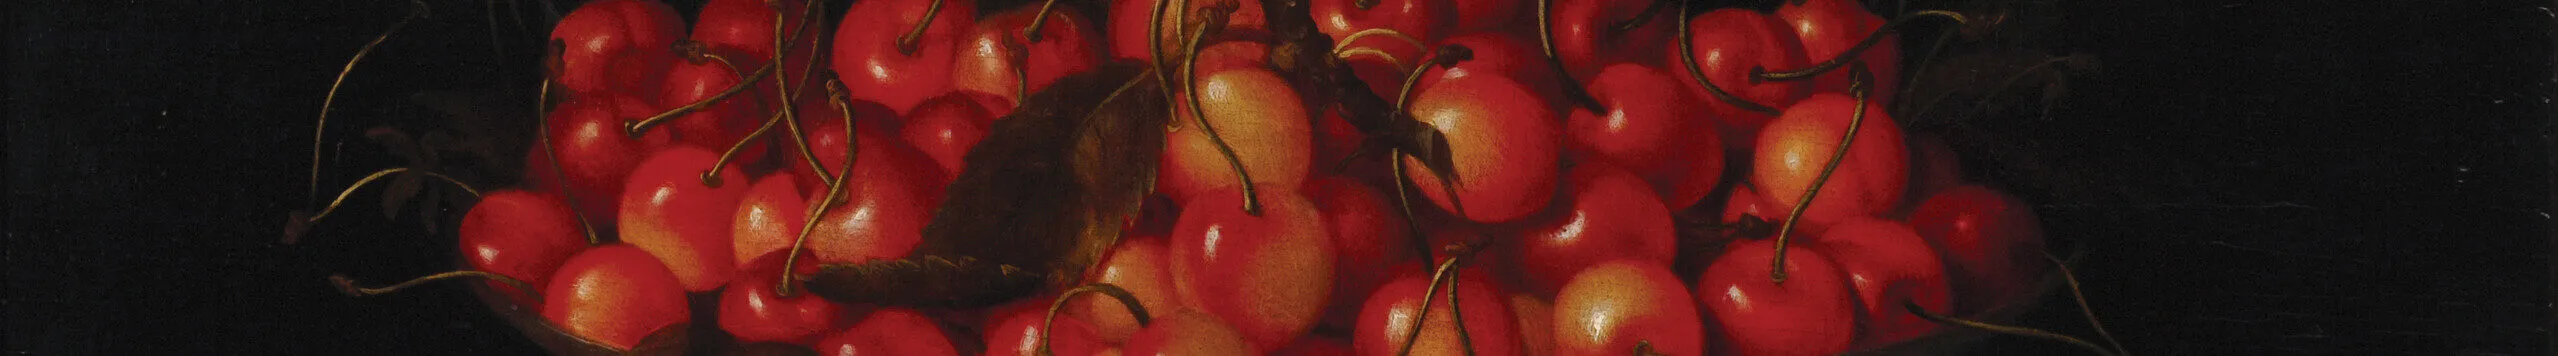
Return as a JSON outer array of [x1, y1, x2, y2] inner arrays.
[[1718, 183, 1820, 242], [719, 249, 845, 345], [1776, 0, 1899, 104], [1353, 264, 1522, 356], [691, 0, 817, 68], [802, 126, 947, 264], [659, 58, 769, 164], [1445, 0, 1526, 34], [1308, 176, 1411, 329], [1907, 185, 2048, 314], [541, 94, 672, 229], [542, 244, 690, 350], [1312, 0, 1450, 48], [1813, 218, 1952, 348], [1417, 32, 1555, 97], [1669, 8, 1811, 147], [619, 146, 750, 292], [1510, 162, 1677, 297], [1107, 0, 1271, 61], [1123, 309, 1259, 356], [786, 99, 905, 192], [1159, 67, 1314, 205], [954, 6, 1104, 109], [831, 0, 976, 113], [900, 94, 995, 178], [1069, 233, 1187, 343], [1565, 63, 1722, 208], [458, 190, 588, 305], [817, 308, 962, 356], [1402, 74, 1561, 223], [1189, 40, 1276, 76], [731, 173, 809, 264], [1507, 292, 1557, 356], [548, 0, 684, 97], [1751, 92, 1907, 227], [1552, 260, 1704, 356], [1550, 0, 1673, 77], [984, 300, 1108, 356], [1697, 239, 1854, 356], [1169, 188, 1335, 352]]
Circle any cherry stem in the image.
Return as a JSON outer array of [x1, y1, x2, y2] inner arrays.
[[1174, 6, 1262, 216], [1386, 148, 1437, 264], [626, 44, 778, 139], [1333, 28, 1429, 62], [1672, 0, 1781, 117], [532, 79, 603, 245], [1533, 0, 1607, 113], [1905, 301, 2120, 356], [762, 1, 834, 185], [330, 270, 538, 301], [2051, 253, 2131, 355], [777, 80, 863, 297], [691, 52, 763, 188], [1751, 10, 1966, 83], [300, 167, 483, 226], [1767, 63, 1872, 284], [1038, 283, 1153, 356], [1608, 0, 1672, 32], [1149, 0, 1177, 111], [1389, 46, 1478, 222], [1332, 47, 1411, 74], [895, 0, 948, 56], [1023, 0, 1065, 41], [1895, 28, 1961, 114], [1396, 255, 1478, 356], [311, 0, 429, 211], [1631, 340, 1668, 356]]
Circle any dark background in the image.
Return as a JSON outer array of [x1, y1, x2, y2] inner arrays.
[[6, 0, 2549, 354]]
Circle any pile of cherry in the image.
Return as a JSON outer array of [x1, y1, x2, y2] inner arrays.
[[311, 0, 2074, 354]]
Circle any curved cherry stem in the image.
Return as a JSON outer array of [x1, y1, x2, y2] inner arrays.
[[532, 79, 602, 245], [1332, 47, 1411, 73], [331, 271, 539, 300], [896, 0, 949, 55], [691, 52, 761, 188], [1751, 10, 1967, 82], [1905, 301, 2120, 356], [1894, 28, 1961, 114], [766, 1, 834, 184], [1396, 255, 1477, 356], [1389, 46, 1478, 223], [777, 80, 861, 297], [311, 0, 429, 211], [705, 2, 830, 188], [1334, 28, 1429, 58], [1149, 0, 1177, 111], [1533, 0, 1606, 113], [301, 168, 483, 226], [1038, 283, 1153, 356], [2051, 253, 2131, 355], [1608, 0, 1672, 32], [1766, 63, 1872, 284], [626, 43, 778, 139], [1174, 6, 1263, 216], [1385, 148, 1438, 265], [1024, 0, 1066, 41], [1672, 0, 1782, 117]]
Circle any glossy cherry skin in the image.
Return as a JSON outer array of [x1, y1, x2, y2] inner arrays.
[[1907, 185, 2048, 314], [458, 190, 589, 305], [1566, 63, 1722, 209], [658, 58, 768, 164], [985, 300, 1108, 356], [731, 173, 808, 264], [719, 249, 845, 345], [1354, 264, 1522, 356], [832, 0, 976, 113], [548, 0, 684, 97], [1313, 0, 1450, 48], [899, 93, 995, 178], [1159, 67, 1314, 205], [692, 0, 816, 68], [619, 146, 750, 291], [953, 6, 1104, 109], [1552, 260, 1704, 356], [1309, 176, 1412, 329], [541, 94, 673, 230], [1813, 218, 1952, 348], [1550, 0, 1673, 78], [542, 244, 691, 350], [1751, 92, 1907, 227], [1776, 0, 1899, 105], [1123, 309, 1259, 356], [1108, 0, 1270, 61], [799, 121, 948, 264], [1697, 239, 1855, 356], [817, 308, 962, 356], [1069, 233, 1187, 343], [1509, 162, 1677, 297], [1402, 74, 1561, 223], [1668, 8, 1811, 148], [1170, 188, 1336, 352]]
